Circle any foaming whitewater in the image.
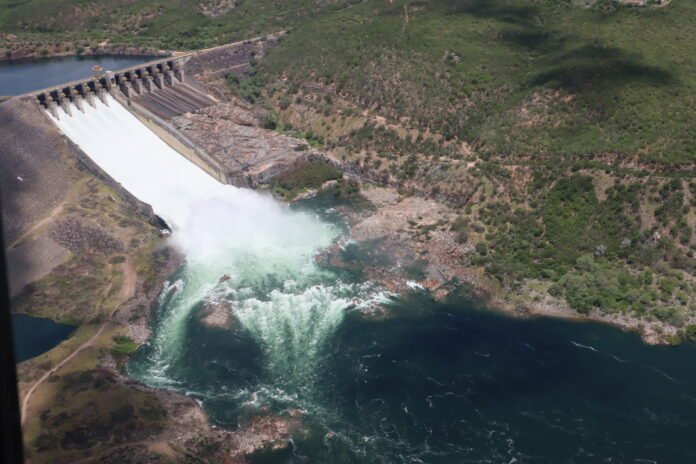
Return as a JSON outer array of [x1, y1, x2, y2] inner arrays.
[[50, 96, 358, 405]]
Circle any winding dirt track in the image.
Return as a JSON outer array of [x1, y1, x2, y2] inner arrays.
[[20, 259, 137, 427], [20, 322, 107, 426]]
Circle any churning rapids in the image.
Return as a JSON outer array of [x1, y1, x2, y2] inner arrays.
[[50, 96, 696, 464], [50, 95, 371, 404]]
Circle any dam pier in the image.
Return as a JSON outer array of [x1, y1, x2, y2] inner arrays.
[[33, 55, 215, 121]]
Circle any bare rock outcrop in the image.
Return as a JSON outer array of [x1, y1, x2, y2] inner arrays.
[[172, 102, 330, 187]]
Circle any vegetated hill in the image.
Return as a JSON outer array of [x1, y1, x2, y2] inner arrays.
[[224, 0, 696, 339], [0, 0, 360, 49], [223, 0, 696, 339], [4, 0, 695, 338], [263, 0, 694, 166], [4, 0, 693, 166]]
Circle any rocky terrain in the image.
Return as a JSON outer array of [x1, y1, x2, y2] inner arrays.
[[0, 98, 82, 244], [172, 101, 327, 187], [184, 35, 279, 89], [317, 183, 690, 344], [197, 0, 238, 18]]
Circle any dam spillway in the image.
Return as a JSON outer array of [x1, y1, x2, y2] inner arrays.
[[47, 94, 221, 228], [48, 90, 365, 413], [35, 56, 215, 121]]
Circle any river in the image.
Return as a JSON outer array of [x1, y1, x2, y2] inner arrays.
[[8, 56, 696, 463]]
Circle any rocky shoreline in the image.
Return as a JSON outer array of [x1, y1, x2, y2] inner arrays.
[[0, 36, 170, 62], [306, 183, 681, 346], [171, 55, 684, 347]]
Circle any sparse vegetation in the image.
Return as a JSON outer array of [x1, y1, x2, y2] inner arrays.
[[111, 335, 138, 362], [268, 160, 342, 200]]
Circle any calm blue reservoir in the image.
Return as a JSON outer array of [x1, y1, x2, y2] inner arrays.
[[0, 55, 156, 95], [12, 314, 74, 363]]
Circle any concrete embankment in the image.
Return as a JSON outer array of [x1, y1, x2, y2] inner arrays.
[[0, 97, 83, 244], [132, 82, 217, 119]]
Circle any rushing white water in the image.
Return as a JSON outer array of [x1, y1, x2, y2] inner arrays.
[[50, 96, 357, 400]]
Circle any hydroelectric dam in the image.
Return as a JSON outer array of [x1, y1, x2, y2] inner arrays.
[[33, 55, 216, 121], [23, 41, 370, 461], [19, 32, 333, 192], [5, 35, 696, 464]]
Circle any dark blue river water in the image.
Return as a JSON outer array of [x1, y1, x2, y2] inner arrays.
[[127, 195, 696, 464]]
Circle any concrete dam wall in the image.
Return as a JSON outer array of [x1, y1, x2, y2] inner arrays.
[[34, 56, 216, 121], [30, 55, 227, 185]]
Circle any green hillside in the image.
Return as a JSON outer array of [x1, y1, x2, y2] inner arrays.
[[2, 0, 693, 166], [264, 0, 695, 165]]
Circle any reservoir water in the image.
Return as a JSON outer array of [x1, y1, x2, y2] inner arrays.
[[36, 66, 696, 463], [0, 55, 156, 95]]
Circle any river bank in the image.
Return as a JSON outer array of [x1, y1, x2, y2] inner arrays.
[[298, 181, 685, 346], [174, 40, 695, 346], [164, 61, 689, 347]]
